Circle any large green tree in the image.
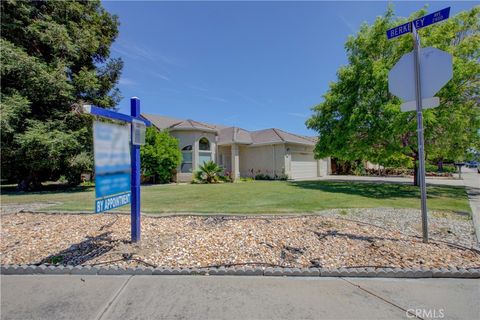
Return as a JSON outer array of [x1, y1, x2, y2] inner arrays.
[[1, 0, 122, 189], [307, 6, 479, 185], [140, 127, 182, 184]]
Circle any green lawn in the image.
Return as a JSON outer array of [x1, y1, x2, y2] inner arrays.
[[0, 180, 471, 214]]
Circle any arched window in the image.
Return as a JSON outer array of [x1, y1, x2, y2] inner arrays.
[[199, 137, 210, 151], [181, 145, 193, 172], [198, 137, 212, 165]]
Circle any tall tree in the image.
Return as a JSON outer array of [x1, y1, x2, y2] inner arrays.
[[307, 6, 480, 185], [1, 0, 123, 189]]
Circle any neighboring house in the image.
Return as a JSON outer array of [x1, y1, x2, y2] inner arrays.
[[141, 113, 331, 182]]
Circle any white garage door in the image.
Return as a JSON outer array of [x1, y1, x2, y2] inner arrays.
[[291, 153, 318, 179]]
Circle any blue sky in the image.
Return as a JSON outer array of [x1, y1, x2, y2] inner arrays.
[[102, 1, 476, 135]]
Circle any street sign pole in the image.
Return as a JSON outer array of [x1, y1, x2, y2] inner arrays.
[[412, 24, 428, 243], [387, 7, 452, 244], [130, 97, 141, 242]]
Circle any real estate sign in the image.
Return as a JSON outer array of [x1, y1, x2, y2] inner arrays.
[[93, 121, 131, 213]]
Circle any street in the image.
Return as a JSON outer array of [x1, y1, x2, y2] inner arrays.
[[1, 275, 478, 320]]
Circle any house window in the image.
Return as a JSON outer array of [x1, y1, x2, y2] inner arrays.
[[181, 145, 192, 173], [198, 137, 212, 165], [199, 137, 210, 151], [199, 152, 212, 165]]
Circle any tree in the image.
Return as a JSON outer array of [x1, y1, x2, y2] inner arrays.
[[140, 127, 182, 184], [1, 0, 122, 190], [307, 6, 480, 185]]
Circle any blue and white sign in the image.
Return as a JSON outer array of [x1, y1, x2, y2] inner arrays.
[[386, 7, 450, 39], [93, 121, 131, 213]]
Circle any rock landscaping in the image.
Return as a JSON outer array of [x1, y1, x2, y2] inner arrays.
[[1, 208, 478, 270]]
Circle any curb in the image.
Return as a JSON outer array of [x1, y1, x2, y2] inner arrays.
[[1, 265, 479, 278]]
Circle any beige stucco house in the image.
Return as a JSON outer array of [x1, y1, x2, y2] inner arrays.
[[141, 113, 331, 182]]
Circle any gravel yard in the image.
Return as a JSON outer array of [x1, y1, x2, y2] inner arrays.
[[1, 208, 479, 269]]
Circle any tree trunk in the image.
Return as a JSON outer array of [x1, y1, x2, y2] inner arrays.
[[413, 159, 419, 186], [17, 173, 42, 191], [437, 159, 443, 172]]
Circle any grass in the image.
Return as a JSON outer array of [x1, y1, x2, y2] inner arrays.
[[0, 180, 471, 214]]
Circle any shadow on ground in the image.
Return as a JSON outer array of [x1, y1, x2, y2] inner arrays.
[[38, 232, 123, 266], [0, 184, 94, 197], [289, 180, 467, 200]]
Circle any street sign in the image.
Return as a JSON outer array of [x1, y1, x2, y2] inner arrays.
[[93, 121, 131, 213], [388, 47, 453, 103], [386, 9, 451, 243], [386, 7, 450, 39], [401, 97, 439, 112]]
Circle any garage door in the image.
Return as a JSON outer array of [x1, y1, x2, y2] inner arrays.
[[291, 153, 318, 179]]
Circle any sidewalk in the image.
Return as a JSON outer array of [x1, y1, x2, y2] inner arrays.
[[1, 275, 478, 320], [462, 171, 480, 244]]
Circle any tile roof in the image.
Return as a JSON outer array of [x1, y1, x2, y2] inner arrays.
[[141, 113, 316, 146], [217, 127, 253, 145], [141, 113, 227, 132]]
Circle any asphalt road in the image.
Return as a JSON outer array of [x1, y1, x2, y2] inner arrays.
[[1, 275, 479, 320]]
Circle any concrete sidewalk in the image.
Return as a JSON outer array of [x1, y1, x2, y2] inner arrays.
[[462, 171, 480, 244], [1, 275, 478, 320]]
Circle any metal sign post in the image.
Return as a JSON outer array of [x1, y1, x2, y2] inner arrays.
[[83, 97, 150, 243], [412, 24, 429, 243], [130, 98, 142, 243], [387, 7, 452, 243]]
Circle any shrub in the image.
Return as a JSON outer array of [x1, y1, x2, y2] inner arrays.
[[66, 151, 93, 185], [255, 173, 273, 180], [194, 161, 223, 183], [141, 128, 182, 184]]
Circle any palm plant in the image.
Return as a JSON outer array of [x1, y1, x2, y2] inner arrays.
[[194, 160, 223, 183]]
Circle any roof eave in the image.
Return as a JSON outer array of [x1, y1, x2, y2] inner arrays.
[[169, 127, 218, 133]]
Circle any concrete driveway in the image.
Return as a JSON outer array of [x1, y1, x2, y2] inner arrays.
[[1, 275, 478, 320]]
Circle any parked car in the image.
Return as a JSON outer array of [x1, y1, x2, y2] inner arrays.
[[466, 161, 479, 168]]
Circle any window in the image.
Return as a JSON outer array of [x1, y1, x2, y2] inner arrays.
[[198, 138, 212, 165], [199, 152, 212, 165], [181, 145, 192, 173], [199, 137, 210, 151]]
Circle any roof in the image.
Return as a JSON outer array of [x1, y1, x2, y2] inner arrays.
[[250, 128, 316, 146], [218, 127, 253, 145], [141, 113, 316, 146], [141, 113, 227, 132]]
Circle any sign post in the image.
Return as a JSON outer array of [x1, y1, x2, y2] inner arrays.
[[412, 24, 429, 243], [130, 98, 141, 243], [387, 8, 452, 243], [83, 97, 149, 243]]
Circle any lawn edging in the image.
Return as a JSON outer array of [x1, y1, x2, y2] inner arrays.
[[2, 265, 479, 278]]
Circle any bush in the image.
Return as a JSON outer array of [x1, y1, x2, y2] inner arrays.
[[65, 152, 93, 185], [352, 162, 366, 176], [254, 173, 273, 180], [141, 128, 182, 184], [194, 161, 223, 183]]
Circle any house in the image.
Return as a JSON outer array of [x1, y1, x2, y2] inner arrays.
[[141, 113, 331, 182]]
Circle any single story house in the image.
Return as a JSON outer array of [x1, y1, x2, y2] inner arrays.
[[141, 113, 331, 182]]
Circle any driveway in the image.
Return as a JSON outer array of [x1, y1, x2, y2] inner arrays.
[[1, 275, 478, 320]]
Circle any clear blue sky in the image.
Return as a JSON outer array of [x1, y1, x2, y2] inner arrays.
[[102, 1, 476, 135]]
